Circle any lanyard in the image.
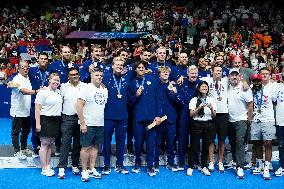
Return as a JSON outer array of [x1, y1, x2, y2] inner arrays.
[[214, 79, 221, 97], [254, 87, 264, 110], [113, 74, 122, 95], [201, 97, 207, 104], [38, 68, 47, 87], [136, 77, 145, 88]]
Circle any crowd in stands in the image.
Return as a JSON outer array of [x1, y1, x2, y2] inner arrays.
[[0, 0, 283, 83]]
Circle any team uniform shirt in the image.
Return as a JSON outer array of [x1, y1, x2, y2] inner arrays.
[[128, 74, 163, 122], [201, 77, 228, 113], [228, 82, 253, 122], [103, 73, 129, 120], [159, 80, 184, 123], [252, 82, 278, 123], [198, 69, 211, 79], [48, 60, 79, 83], [147, 60, 178, 81], [78, 83, 108, 127], [275, 83, 284, 126], [35, 89, 63, 116], [28, 66, 50, 103], [60, 81, 86, 116], [10, 73, 32, 117], [189, 96, 217, 121], [79, 59, 106, 83]]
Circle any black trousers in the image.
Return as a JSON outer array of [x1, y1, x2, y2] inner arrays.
[[11, 117, 31, 152], [58, 115, 81, 168], [188, 120, 213, 168]]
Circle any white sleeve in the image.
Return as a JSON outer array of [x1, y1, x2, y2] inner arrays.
[[12, 75, 21, 92], [189, 97, 197, 110], [243, 88, 253, 103], [78, 86, 87, 101], [35, 90, 46, 105]]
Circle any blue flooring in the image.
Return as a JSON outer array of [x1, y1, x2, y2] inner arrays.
[[0, 167, 283, 189]]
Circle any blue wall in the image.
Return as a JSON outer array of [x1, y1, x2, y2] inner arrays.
[[0, 85, 11, 118]]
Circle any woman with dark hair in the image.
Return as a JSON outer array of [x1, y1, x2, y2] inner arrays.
[[187, 81, 216, 176]]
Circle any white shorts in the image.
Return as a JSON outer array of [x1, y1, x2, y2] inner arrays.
[[250, 121, 276, 141]]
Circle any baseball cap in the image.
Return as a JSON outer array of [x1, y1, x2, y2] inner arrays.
[[229, 68, 239, 75], [251, 74, 262, 80]]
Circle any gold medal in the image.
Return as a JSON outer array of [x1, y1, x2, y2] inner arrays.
[[117, 94, 122, 99]]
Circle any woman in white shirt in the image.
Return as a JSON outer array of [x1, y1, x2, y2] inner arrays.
[[35, 73, 63, 177], [187, 81, 217, 176]]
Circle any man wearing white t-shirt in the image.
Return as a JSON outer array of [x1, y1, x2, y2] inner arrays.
[[201, 65, 229, 173], [250, 68, 278, 180], [9, 61, 38, 160], [57, 68, 86, 179], [227, 69, 253, 179], [77, 68, 108, 182]]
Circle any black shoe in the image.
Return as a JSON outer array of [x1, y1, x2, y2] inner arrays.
[[166, 164, 178, 172], [102, 166, 111, 175], [114, 165, 129, 174], [147, 167, 157, 177], [132, 165, 141, 173]]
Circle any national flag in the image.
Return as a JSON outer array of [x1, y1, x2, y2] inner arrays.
[[18, 39, 52, 60]]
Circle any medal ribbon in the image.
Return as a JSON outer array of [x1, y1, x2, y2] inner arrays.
[[214, 79, 221, 97], [113, 75, 122, 95], [38, 68, 47, 87]]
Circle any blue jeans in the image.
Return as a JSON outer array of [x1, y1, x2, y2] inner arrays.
[[276, 126, 284, 168]]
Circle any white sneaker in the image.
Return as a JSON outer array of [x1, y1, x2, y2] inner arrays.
[[81, 170, 89, 182], [225, 160, 236, 169], [72, 166, 80, 175], [252, 167, 262, 175], [58, 168, 65, 179], [275, 167, 284, 177], [201, 167, 211, 176], [186, 168, 193, 176], [218, 162, 225, 173], [244, 161, 256, 170], [22, 149, 33, 155], [41, 168, 55, 177], [14, 151, 27, 160], [208, 162, 214, 172], [263, 169, 271, 180], [88, 168, 102, 179], [237, 167, 244, 179]]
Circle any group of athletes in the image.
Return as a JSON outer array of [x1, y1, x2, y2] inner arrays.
[[8, 44, 284, 182]]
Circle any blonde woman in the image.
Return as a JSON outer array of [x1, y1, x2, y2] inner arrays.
[[35, 73, 63, 177]]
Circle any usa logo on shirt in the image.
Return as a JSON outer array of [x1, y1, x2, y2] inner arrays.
[[94, 92, 106, 105]]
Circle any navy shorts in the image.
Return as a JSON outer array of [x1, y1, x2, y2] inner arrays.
[[80, 126, 104, 147]]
